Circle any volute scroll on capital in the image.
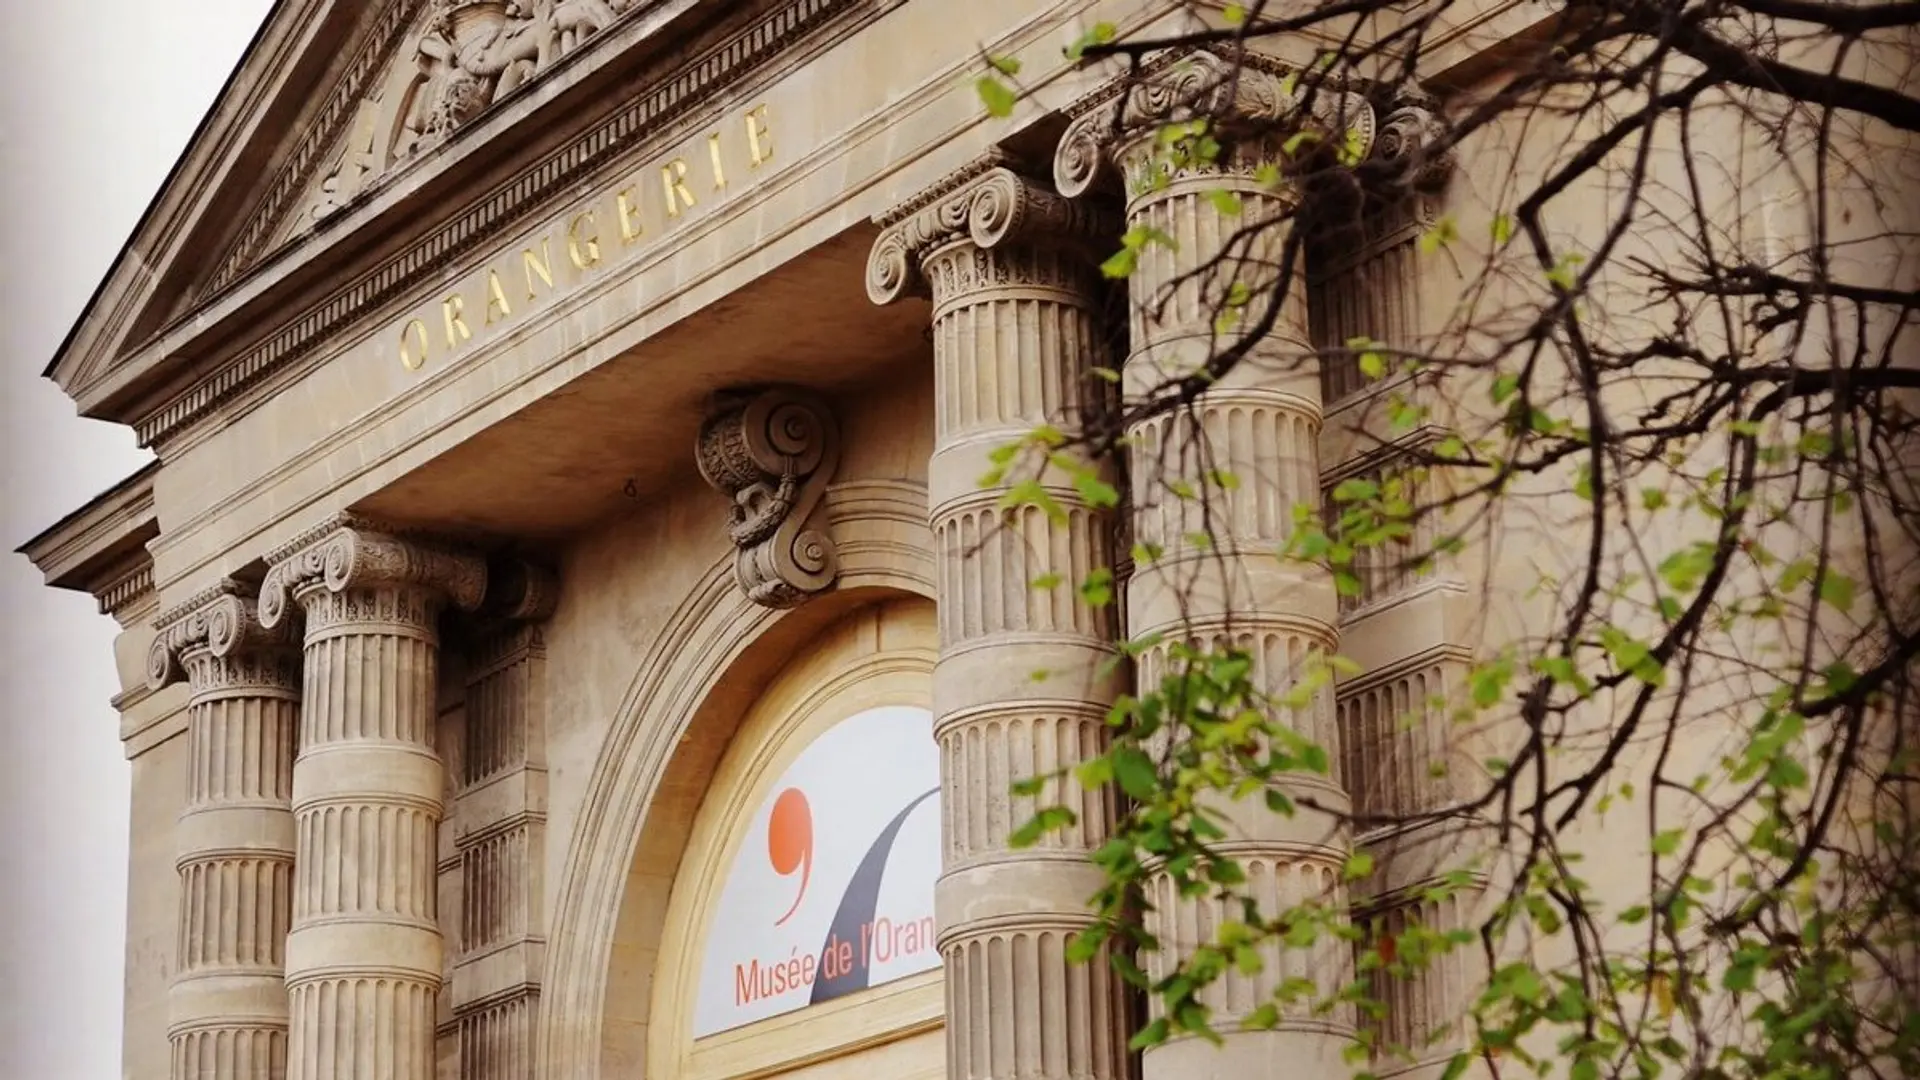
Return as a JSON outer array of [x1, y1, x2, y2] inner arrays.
[[257, 515, 488, 630], [1052, 49, 1452, 201], [147, 580, 298, 692], [865, 153, 1119, 307], [696, 387, 843, 610]]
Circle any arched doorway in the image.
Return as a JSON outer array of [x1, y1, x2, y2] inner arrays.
[[618, 597, 945, 1079]]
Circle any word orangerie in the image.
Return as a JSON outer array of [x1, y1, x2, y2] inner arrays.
[[394, 104, 773, 371]]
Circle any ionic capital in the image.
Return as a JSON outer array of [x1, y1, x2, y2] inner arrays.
[[695, 387, 841, 610], [258, 515, 487, 630], [1052, 49, 1453, 200], [148, 580, 297, 692], [866, 152, 1117, 307]]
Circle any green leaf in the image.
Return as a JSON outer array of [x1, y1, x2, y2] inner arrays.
[[1344, 851, 1376, 880], [976, 76, 1016, 117], [1079, 568, 1115, 608], [1128, 1017, 1170, 1050], [1419, 215, 1458, 255], [1031, 572, 1063, 591], [1492, 372, 1521, 404], [1074, 756, 1114, 788], [1651, 828, 1683, 856], [1009, 805, 1068, 848], [1100, 245, 1138, 279], [1818, 570, 1856, 612], [1331, 477, 1380, 503], [1222, 2, 1248, 25], [1112, 745, 1158, 799], [988, 54, 1022, 76], [1064, 21, 1117, 62], [1439, 1053, 1473, 1080], [1491, 213, 1513, 245], [1206, 189, 1243, 217], [1470, 656, 1515, 707], [1074, 472, 1120, 509]]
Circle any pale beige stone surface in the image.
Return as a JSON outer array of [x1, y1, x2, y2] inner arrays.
[[27, 1, 1881, 1079]]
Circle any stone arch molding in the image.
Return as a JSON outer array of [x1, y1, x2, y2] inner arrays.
[[539, 477, 933, 1080]]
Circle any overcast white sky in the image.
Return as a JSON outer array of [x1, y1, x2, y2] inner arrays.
[[0, 3, 274, 1076]]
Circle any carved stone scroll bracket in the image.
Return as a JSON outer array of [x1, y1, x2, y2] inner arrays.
[[257, 514, 489, 630], [866, 153, 1118, 307], [147, 579, 299, 692], [1374, 87, 1456, 195], [695, 388, 843, 609]]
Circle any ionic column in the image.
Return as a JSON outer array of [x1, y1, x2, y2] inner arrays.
[[260, 519, 486, 1080], [1055, 52, 1375, 1080], [150, 583, 301, 1080], [868, 155, 1133, 1080]]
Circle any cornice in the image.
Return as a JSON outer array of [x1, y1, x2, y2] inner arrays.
[[117, 0, 873, 450], [44, 0, 344, 390], [16, 463, 161, 625]]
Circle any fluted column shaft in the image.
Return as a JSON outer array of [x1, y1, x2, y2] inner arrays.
[[870, 159, 1134, 1080], [260, 522, 486, 1080], [152, 586, 302, 1080], [1056, 55, 1373, 1080]]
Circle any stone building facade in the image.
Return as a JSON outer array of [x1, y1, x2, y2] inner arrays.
[[21, 2, 1535, 1078]]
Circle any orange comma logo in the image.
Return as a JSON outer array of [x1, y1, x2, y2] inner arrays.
[[768, 787, 813, 926]]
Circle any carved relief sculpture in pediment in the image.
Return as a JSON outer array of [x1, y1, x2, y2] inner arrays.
[[299, 0, 637, 232]]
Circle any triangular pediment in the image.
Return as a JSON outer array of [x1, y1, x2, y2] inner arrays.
[[46, 0, 677, 424], [240, 0, 646, 286]]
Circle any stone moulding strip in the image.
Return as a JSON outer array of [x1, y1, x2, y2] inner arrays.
[[202, 0, 418, 298], [136, 0, 863, 449]]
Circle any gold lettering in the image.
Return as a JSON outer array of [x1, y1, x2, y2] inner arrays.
[[443, 294, 473, 349], [523, 239, 555, 300], [485, 270, 513, 325], [707, 132, 727, 191], [616, 186, 645, 243], [661, 159, 697, 217], [745, 104, 772, 168], [399, 318, 430, 370], [567, 210, 602, 270]]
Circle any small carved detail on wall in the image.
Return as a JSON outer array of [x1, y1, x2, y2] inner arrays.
[[695, 387, 842, 609]]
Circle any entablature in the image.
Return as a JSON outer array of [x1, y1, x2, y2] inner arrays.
[[50, 0, 858, 449]]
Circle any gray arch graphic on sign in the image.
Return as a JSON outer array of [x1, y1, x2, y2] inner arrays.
[[809, 786, 938, 1004]]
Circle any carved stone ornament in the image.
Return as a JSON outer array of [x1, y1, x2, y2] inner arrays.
[[1052, 48, 1450, 200], [866, 152, 1118, 307], [257, 514, 489, 630], [695, 388, 842, 609], [306, 0, 642, 227], [147, 579, 299, 692]]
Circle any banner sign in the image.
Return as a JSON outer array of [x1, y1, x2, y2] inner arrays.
[[693, 704, 942, 1038]]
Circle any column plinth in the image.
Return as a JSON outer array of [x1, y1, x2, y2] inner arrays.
[[870, 156, 1135, 1080], [260, 519, 485, 1080], [150, 583, 302, 1080], [1056, 50, 1380, 1080]]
